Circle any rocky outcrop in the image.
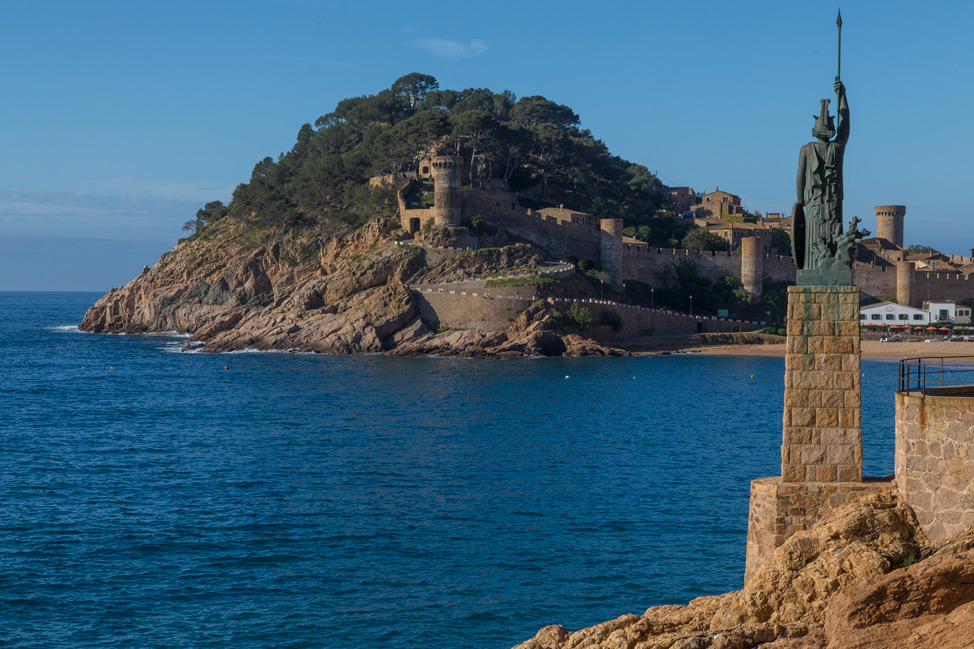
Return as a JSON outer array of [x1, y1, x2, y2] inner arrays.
[[80, 217, 618, 357], [80, 218, 437, 354], [388, 299, 628, 358], [513, 491, 974, 649]]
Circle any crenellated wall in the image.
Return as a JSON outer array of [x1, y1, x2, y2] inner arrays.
[[414, 289, 764, 337], [853, 262, 899, 302], [620, 242, 795, 286]]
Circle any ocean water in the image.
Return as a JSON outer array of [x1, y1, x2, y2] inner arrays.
[[0, 292, 899, 649]]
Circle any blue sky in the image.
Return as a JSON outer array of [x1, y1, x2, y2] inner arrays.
[[2, 0, 973, 290]]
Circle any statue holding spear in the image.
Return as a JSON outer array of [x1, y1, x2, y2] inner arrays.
[[792, 10, 862, 283]]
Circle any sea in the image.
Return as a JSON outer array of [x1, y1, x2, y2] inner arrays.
[[0, 291, 900, 649]]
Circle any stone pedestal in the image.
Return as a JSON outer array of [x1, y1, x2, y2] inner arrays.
[[744, 477, 892, 581], [744, 285, 868, 583], [782, 285, 862, 483]]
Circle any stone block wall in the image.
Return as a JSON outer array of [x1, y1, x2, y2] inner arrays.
[[895, 390, 974, 540], [745, 477, 892, 582], [782, 286, 862, 483], [620, 243, 795, 288], [852, 263, 898, 302], [460, 188, 602, 262], [414, 290, 763, 337]]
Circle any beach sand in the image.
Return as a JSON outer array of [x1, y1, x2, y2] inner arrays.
[[684, 340, 974, 361]]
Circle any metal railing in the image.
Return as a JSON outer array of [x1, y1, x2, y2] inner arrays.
[[898, 356, 974, 394]]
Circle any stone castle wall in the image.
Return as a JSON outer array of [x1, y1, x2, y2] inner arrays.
[[852, 263, 898, 301], [460, 188, 602, 261], [415, 289, 762, 337], [620, 242, 795, 287], [913, 273, 974, 308], [895, 389, 974, 540]]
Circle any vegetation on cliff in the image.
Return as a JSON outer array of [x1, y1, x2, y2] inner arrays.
[[183, 73, 669, 240]]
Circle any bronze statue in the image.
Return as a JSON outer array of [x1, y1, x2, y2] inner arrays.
[[791, 12, 862, 285], [794, 78, 849, 271]]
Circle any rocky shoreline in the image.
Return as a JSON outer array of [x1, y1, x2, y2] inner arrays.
[[79, 218, 626, 358], [513, 490, 974, 649]]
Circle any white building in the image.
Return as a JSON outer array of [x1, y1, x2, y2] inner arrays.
[[859, 302, 930, 326], [924, 301, 973, 325]]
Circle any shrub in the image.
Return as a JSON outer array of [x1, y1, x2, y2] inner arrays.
[[565, 302, 592, 329]]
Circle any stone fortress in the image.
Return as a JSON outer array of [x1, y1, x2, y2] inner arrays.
[[381, 154, 974, 310]]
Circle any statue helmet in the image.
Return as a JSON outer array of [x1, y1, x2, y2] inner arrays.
[[812, 98, 835, 139]]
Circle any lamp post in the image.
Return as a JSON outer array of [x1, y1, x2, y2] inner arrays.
[[689, 295, 693, 317], [600, 279, 604, 300], [622, 282, 626, 303], [651, 288, 654, 308]]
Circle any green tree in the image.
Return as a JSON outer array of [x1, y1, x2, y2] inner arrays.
[[391, 73, 439, 110], [510, 95, 580, 128], [450, 110, 498, 186], [680, 228, 729, 252], [906, 244, 940, 255], [770, 228, 792, 256]]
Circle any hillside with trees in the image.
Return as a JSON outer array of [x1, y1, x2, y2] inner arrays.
[[185, 73, 669, 240]]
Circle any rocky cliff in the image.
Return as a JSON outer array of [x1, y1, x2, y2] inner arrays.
[[80, 217, 620, 357], [514, 490, 974, 649]]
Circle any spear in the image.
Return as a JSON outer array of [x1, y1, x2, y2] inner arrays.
[[837, 9, 843, 80]]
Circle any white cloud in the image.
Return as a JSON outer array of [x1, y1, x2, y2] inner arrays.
[[415, 38, 487, 59]]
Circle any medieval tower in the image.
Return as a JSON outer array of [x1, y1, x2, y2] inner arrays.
[[740, 236, 764, 297], [431, 155, 463, 227], [896, 260, 915, 308], [599, 218, 624, 287], [875, 205, 906, 248]]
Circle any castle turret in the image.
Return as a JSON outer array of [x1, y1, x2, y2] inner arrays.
[[740, 236, 764, 297], [896, 260, 914, 308], [599, 218, 624, 288], [875, 205, 906, 248], [430, 155, 463, 227]]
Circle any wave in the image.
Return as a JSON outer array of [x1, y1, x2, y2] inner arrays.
[[47, 325, 84, 334], [144, 331, 191, 338]]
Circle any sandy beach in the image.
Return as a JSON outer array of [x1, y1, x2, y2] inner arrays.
[[685, 340, 974, 361]]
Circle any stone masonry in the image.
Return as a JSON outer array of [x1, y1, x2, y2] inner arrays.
[[782, 286, 862, 483], [745, 477, 891, 580], [743, 285, 894, 583], [895, 389, 974, 540]]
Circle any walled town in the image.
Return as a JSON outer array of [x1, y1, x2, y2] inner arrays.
[[374, 154, 974, 340]]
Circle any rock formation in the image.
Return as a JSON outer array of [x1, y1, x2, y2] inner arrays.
[[513, 490, 974, 649], [80, 217, 620, 357]]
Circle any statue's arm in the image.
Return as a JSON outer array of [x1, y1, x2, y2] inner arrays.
[[835, 77, 849, 146], [796, 148, 807, 205]]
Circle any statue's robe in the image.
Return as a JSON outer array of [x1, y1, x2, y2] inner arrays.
[[795, 139, 845, 270]]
